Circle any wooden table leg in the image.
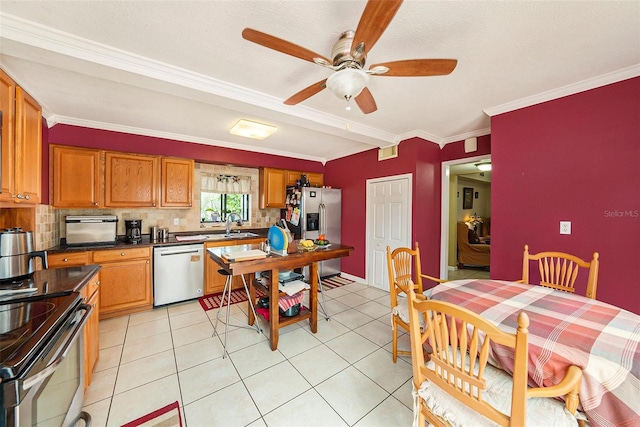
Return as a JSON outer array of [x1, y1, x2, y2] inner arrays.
[[248, 272, 256, 326], [269, 268, 279, 350], [309, 262, 318, 333]]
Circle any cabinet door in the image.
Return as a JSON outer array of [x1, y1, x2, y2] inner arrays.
[[306, 172, 324, 188], [0, 69, 15, 202], [51, 146, 102, 208], [259, 168, 286, 208], [204, 240, 237, 295], [105, 152, 159, 207], [99, 258, 152, 316], [285, 170, 302, 187], [83, 276, 100, 392], [161, 157, 193, 207], [13, 87, 42, 204]]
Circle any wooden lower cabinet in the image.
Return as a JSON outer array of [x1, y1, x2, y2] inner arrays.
[[99, 258, 152, 318], [204, 238, 264, 295], [82, 272, 100, 392], [48, 251, 91, 268]]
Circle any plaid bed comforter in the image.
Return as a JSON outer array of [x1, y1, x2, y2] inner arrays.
[[429, 279, 640, 427]]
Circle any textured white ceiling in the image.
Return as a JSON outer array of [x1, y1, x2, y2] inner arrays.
[[1, 1, 638, 163]]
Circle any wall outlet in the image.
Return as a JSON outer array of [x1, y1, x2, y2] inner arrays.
[[560, 221, 571, 235], [173, 218, 180, 226]]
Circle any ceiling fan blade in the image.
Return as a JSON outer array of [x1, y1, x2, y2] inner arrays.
[[351, 0, 403, 56], [355, 87, 377, 114], [242, 28, 331, 64], [370, 59, 458, 76], [284, 79, 327, 105]]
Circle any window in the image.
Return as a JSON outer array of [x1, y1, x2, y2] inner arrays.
[[200, 173, 252, 224], [201, 192, 250, 223]]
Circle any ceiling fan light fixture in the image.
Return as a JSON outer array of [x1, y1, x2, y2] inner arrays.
[[326, 68, 369, 101], [229, 119, 277, 140], [476, 162, 492, 172]]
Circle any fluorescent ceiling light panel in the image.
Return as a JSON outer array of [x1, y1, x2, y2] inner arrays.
[[229, 119, 277, 140]]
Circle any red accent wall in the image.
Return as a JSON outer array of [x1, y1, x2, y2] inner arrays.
[[441, 134, 491, 161], [42, 124, 325, 204], [491, 77, 640, 314], [324, 137, 442, 281]]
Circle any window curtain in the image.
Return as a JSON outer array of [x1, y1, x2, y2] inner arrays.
[[201, 173, 251, 194]]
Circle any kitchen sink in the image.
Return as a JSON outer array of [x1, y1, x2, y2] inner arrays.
[[205, 232, 260, 240]]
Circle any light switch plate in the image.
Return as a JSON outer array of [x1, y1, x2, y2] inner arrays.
[[173, 218, 180, 226], [560, 221, 571, 235]]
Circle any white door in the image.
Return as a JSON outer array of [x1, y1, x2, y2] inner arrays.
[[366, 174, 412, 290]]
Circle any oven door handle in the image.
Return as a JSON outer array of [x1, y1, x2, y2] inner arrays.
[[22, 303, 93, 391]]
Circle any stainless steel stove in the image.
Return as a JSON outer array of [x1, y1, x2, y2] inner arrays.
[[0, 274, 92, 427]]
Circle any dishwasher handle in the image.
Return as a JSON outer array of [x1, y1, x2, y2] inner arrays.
[[158, 247, 203, 256]]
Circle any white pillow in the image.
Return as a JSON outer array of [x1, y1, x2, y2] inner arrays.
[[413, 356, 579, 427]]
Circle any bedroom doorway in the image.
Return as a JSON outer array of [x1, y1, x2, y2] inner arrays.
[[440, 155, 491, 280]]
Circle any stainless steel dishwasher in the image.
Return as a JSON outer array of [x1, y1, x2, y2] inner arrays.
[[153, 244, 204, 306]]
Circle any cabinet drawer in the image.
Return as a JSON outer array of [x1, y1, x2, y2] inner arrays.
[[92, 247, 151, 263], [48, 251, 91, 268]]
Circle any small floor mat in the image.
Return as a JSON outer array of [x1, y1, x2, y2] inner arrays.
[[121, 401, 182, 427], [321, 275, 355, 289], [199, 288, 266, 311]]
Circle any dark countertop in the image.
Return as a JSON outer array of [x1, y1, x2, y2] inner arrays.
[[32, 264, 102, 293], [0, 265, 104, 303], [46, 228, 269, 254]]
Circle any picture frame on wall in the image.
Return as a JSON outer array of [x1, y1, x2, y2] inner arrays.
[[463, 187, 474, 209]]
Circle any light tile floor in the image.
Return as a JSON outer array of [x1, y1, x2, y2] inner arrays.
[[82, 281, 420, 427], [447, 266, 490, 281]]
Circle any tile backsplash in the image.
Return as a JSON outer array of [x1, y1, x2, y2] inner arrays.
[[45, 163, 281, 249]]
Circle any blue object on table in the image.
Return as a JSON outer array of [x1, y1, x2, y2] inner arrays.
[[267, 225, 288, 254]]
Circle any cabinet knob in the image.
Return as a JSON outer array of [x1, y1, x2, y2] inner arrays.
[[96, 281, 100, 286], [146, 260, 150, 264], [63, 258, 68, 262], [152, 203, 156, 207], [121, 252, 126, 256], [25, 194, 30, 200], [93, 202, 98, 206]]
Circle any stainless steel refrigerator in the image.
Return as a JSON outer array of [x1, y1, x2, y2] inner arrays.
[[300, 187, 342, 278]]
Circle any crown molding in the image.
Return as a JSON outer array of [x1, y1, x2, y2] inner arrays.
[[51, 116, 333, 163], [0, 12, 394, 148], [440, 128, 492, 146], [484, 65, 640, 117]]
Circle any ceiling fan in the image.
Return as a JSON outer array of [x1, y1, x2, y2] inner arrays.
[[242, 0, 457, 114]]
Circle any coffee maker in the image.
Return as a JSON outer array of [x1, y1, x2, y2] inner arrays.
[[125, 220, 142, 244]]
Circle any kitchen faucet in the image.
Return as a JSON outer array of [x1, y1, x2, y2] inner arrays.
[[226, 212, 242, 235]]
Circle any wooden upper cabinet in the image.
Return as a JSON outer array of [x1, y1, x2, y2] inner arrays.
[[306, 172, 324, 188], [0, 69, 15, 202], [105, 152, 159, 207], [161, 157, 193, 207], [285, 170, 302, 187], [0, 70, 42, 205], [259, 167, 286, 208], [51, 146, 102, 208], [285, 170, 324, 188]]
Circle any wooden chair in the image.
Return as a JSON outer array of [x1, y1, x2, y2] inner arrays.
[[408, 293, 583, 427], [386, 242, 446, 363], [522, 244, 600, 299]]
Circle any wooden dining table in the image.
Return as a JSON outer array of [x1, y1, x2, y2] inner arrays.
[[207, 243, 353, 350], [428, 279, 640, 427]]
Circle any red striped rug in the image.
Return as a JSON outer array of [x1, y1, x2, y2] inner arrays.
[[199, 288, 267, 312], [321, 275, 355, 289], [121, 401, 182, 427]]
